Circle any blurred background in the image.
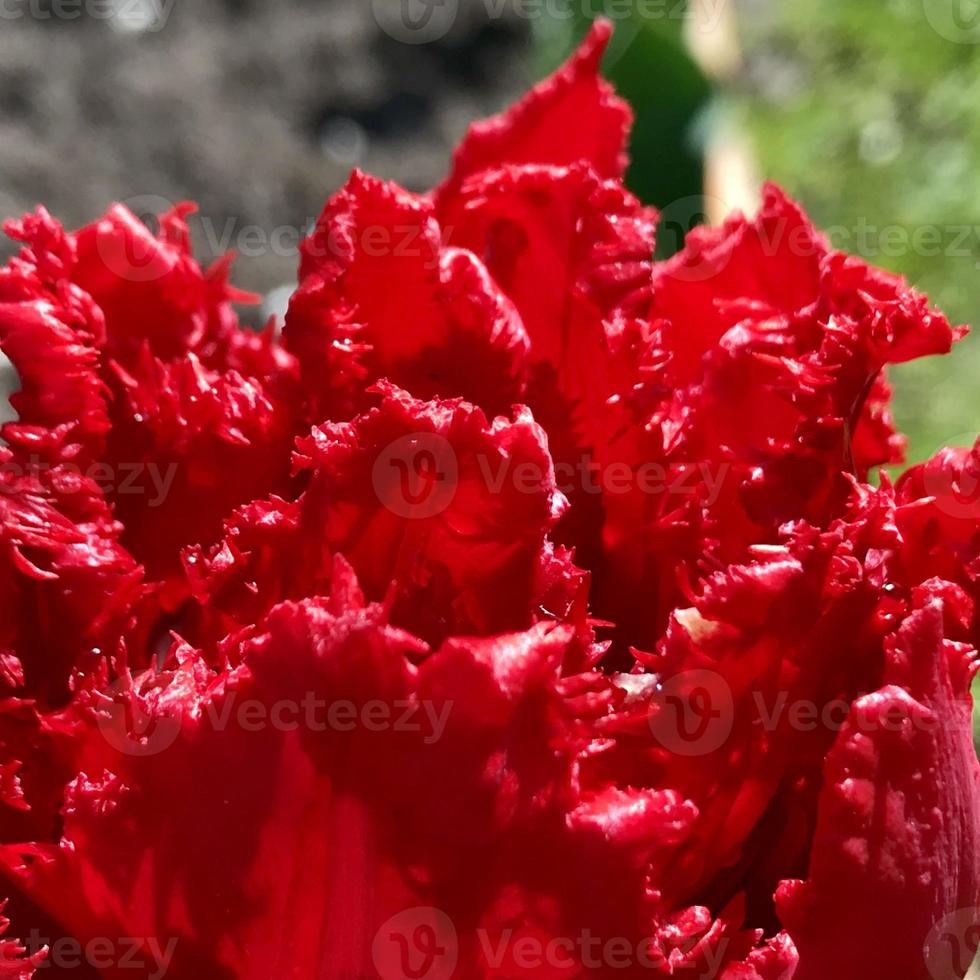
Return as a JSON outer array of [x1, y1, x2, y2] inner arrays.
[[1, 1, 979, 966]]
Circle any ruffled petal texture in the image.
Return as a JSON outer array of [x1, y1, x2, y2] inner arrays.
[[0, 19, 975, 980], [285, 171, 529, 424], [435, 19, 632, 213]]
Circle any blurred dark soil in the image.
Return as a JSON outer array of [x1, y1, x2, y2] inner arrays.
[[0, 0, 531, 305]]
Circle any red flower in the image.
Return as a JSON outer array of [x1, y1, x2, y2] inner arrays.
[[0, 19, 976, 980]]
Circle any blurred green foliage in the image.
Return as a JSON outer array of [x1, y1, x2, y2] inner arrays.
[[538, 0, 980, 463], [725, 0, 980, 463], [534, 1, 712, 254]]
